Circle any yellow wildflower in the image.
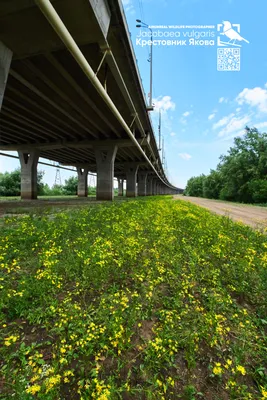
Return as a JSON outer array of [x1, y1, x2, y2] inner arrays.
[[236, 365, 246, 375], [213, 363, 223, 375], [26, 384, 41, 395]]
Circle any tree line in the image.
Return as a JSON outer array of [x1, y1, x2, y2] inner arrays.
[[0, 171, 98, 196], [185, 127, 267, 204]]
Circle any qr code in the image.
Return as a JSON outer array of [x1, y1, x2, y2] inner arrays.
[[217, 48, 240, 71]]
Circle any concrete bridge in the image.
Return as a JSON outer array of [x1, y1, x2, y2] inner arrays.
[[0, 0, 183, 200]]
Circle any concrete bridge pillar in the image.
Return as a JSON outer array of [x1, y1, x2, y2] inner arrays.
[[118, 178, 124, 196], [126, 164, 139, 197], [0, 41, 12, 110], [77, 167, 89, 197], [138, 172, 147, 196], [94, 145, 118, 201], [18, 150, 39, 200], [152, 179, 158, 195], [146, 176, 153, 196]]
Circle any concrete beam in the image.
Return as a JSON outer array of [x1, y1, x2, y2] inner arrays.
[[18, 150, 39, 200], [77, 167, 89, 197], [0, 138, 151, 151], [0, 41, 12, 110], [125, 164, 139, 197], [105, 49, 146, 138], [94, 145, 118, 201]]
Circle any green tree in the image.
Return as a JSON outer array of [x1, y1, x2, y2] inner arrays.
[[203, 170, 223, 199], [185, 127, 267, 204], [185, 175, 206, 197], [218, 127, 267, 203], [0, 169, 45, 196], [49, 184, 64, 196], [63, 176, 78, 195]]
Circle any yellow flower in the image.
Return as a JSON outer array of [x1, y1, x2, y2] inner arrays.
[[26, 384, 41, 395], [260, 386, 267, 399], [4, 335, 18, 346], [236, 365, 246, 375], [64, 370, 74, 377], [213, 363, 223, 375], [30, 375, 39, 383], [224, 359, 232, 369]]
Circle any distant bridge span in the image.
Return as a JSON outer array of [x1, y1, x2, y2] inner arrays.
[[0, 0, 183, 200]]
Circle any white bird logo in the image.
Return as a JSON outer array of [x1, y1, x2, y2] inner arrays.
[[221, 21, 249, 45]]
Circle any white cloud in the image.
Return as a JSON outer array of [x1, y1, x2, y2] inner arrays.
[[254, 121, 267, 130], [208, 113, 216, 120], [180, 111, 191, 125], [183, 111, 190, 117], [170, 132, 176, 136], [236, 107, 241, 112], [219, 97, 228, 104], [122, 0, 134, 13], [218, 115, 251, 138], [213, 113, 235, 130], [179, 153, 192, 160], [236, 85, 267, 113], [153, 95, 176, 112]]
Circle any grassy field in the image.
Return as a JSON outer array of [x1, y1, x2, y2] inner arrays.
[[0, 197, 267, 399], [0, 196, 90, 201]]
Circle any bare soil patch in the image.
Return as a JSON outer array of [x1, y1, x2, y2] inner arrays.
[[174, 195, 267, 230]]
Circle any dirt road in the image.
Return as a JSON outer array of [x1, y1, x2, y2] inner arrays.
[[174, 195, 267, 231]]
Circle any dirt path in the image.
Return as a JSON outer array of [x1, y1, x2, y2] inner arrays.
[[174, 195, 267, 231]]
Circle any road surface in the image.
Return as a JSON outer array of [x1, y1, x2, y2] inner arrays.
[[174, 195, 267, 231]]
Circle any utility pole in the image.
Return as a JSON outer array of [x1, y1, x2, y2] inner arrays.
[[162, 137, 165, 170], [158, 109, 161, 158], [136, 19, 154, 111]]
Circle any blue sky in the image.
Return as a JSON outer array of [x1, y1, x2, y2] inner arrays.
[[1, 0, 267, 190], [123, 0, 267, 188]]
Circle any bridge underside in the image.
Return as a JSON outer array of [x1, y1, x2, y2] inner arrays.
[[0, 0, 182, 199]]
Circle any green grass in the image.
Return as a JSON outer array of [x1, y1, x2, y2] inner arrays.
[[0, 197, 267, 399]]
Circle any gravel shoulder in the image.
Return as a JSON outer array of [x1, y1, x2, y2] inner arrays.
[[174, 195, 267, 231]]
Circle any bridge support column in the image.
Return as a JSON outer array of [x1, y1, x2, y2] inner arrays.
[[152, 179, 158, 195], [146, 176, 153, 196], [95, 145, 118, 201], [138, 172, 147, 196], [77, 167, 89, 197], [18, 150, 39, 200], [0, 41, 12, 110], [126, 165, 139, 197], [118, 178, 124, 196]]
